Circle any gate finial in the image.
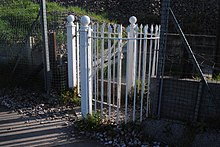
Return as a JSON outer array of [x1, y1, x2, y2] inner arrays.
[[80, 15, 90, 28], [67, 15, 75, 25], [129, 16, 137, 26]]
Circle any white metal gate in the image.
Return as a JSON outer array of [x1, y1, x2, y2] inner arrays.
[[66, 15, 160, 124]]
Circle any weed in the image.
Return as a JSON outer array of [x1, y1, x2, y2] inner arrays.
[[75, 112, 102, 131], [212, 73, 220, 81], [192, 74, 201, 80], [60, 87, 80, 106]]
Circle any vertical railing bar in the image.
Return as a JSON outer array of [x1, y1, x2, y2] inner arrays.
[[107, 24, 112, 119], [101, 23, 105, 117], [156, 26, 161, 74], [112, 24, 117, 105], [151, 25, 159, 76], [93, 24, 97, 113], [138, 25, 143, 92], [140, 25, 149, 122], [132, 26, 138, 122], [146, 25, 154, 117], [116, 25, 122, 124], [125, 26, 130, 123], [96, 23, 99, 112]]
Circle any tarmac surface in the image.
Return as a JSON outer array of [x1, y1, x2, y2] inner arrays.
[[0, 105, 103, 147]]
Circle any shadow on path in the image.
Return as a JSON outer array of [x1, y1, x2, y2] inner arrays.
[[0, 105, 103, 147]]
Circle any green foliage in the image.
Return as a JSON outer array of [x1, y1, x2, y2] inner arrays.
[[212, 73, 220, 81], [0, 0, 111, 44], [60, 87, 80, 106], [56, 31, 66, 46], [75, 112, 102, 131], [0, 0, 39, 43], [192, 74, 201, 81], [68, 6, 110, 23]]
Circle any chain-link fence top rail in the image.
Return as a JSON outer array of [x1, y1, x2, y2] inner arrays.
[[0, 1, 69, 91]]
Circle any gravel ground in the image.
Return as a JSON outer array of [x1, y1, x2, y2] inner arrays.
[[0, 88, 103, 147], [1, 88, 219, 147], [0, 105, 103, 147], [0, 88, 168, 147]]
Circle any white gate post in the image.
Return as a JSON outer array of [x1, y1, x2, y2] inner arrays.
[[87, 24, 93, 114], [79, 16, 92, 117], [76, 22, 80, 94], [126, 16, 138, 91], [66, 15, 77, 88]]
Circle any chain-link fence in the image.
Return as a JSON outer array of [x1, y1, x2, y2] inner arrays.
[[0, 7, 42, 89], [0, 2, 69, 92], [0, 0, 219, 125], [155, 0, 220, 125]]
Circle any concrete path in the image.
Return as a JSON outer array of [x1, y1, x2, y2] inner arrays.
[[0, 105, 103, 147]]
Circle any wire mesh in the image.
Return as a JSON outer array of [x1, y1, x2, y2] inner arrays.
[[0, 3, 69, 92], [157, 0, 220, 124]]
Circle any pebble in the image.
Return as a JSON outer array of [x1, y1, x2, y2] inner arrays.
[[0, 88, 169, 147]]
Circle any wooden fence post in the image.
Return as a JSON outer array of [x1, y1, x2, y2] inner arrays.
[[66, 15, 77, 88], [79, 16, 92, 116]]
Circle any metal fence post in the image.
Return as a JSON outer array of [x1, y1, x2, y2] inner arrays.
[[40, 0, 51, 95], [79, 16, 92, 117], [76, 22, 80, 94], [126, 16, 137, 91], [66, 15, 77, 89], [87, 23, 93, 114], [155, 0, 170, 118]]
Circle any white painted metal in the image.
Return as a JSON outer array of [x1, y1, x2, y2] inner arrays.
[[116, 25, 122, 124], [67, 15, 160, 123], [93, 24, 97, 113], [152, 25, 159, 76], [138, 24, 143, 92], [79, 15, 91, 117], [107, 24, 112, 119], [88, 26, 93, 114], [100, 23, 105, 116], [126, 16, 137, 91], [140, 25, 149, 122], [95, 23, 100, 113], [112, 24, 117, 105], [132, 25, 138, 122], [125, 26, 130, 123], [66, 15, 77, 88], [76, 22, 80, 94], [156, 26, 161, 75], [146, 25, 154, 117]]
